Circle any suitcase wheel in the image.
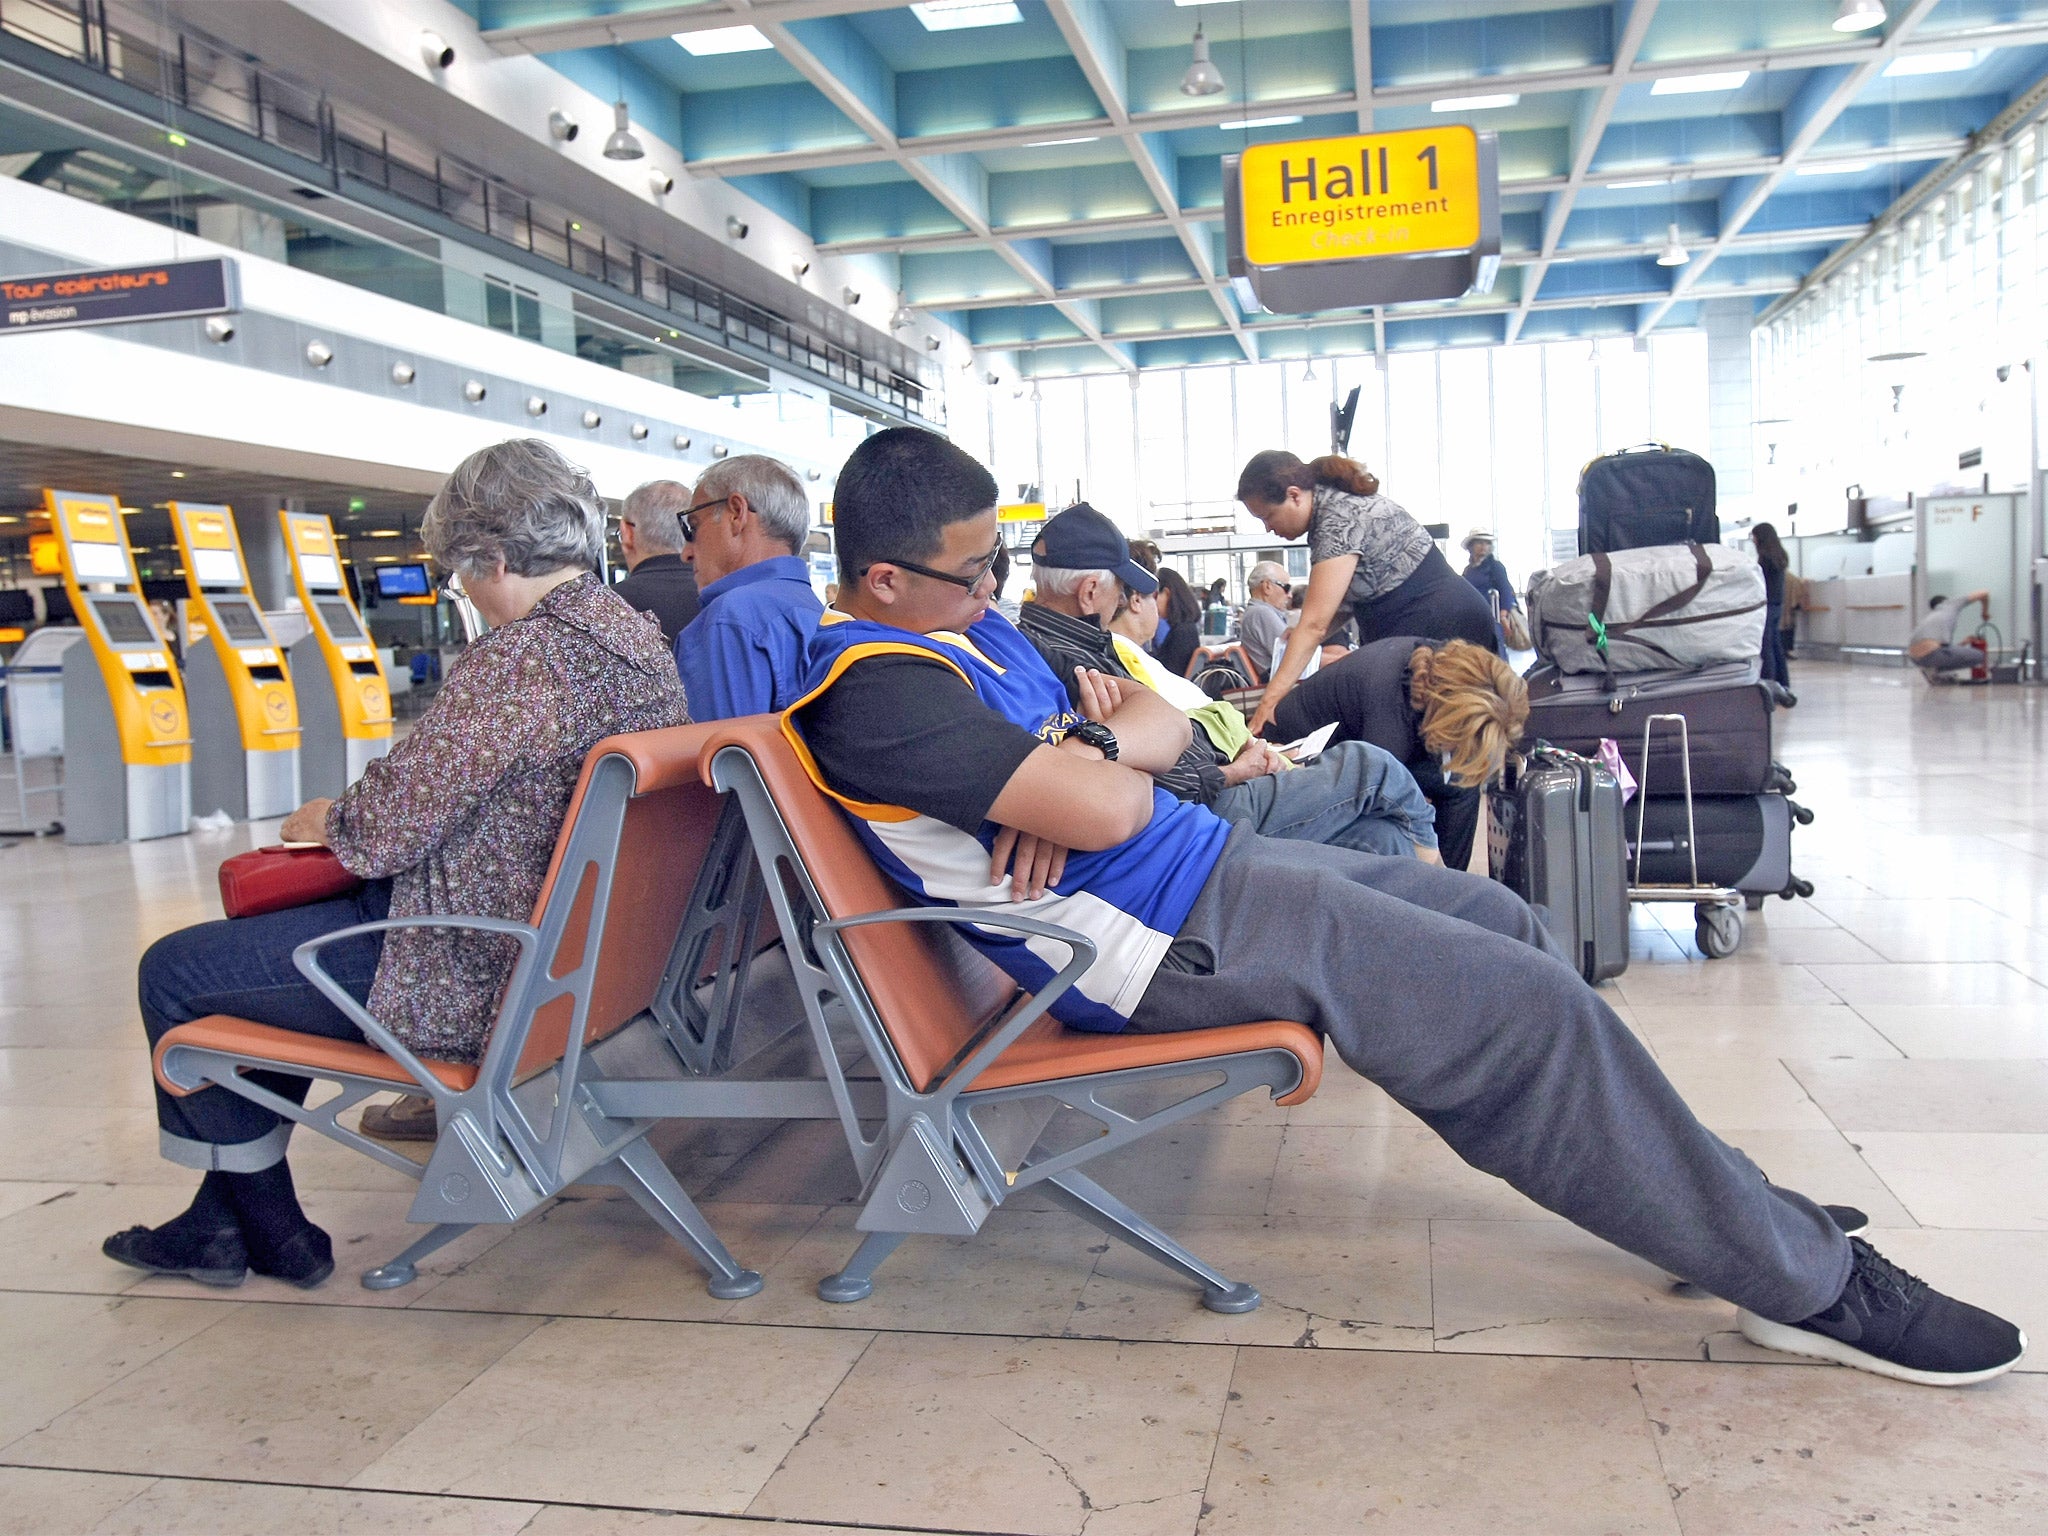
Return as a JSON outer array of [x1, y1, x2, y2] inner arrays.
[[1743, 892, 1766, 912], [1782, 877, 1815, 900], [1788, 799, 1815, 826], [1694, 904, 1743, 960]]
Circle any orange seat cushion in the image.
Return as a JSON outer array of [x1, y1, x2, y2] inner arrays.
[[972, 1016, 1323, 1107], [153, 1015, 477, 1097]]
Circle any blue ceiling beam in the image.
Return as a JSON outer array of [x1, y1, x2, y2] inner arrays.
[[680, 81, 870, 161], [900, 248, 1038, 306], [1592, 111, 1781, 176], [990, 162, 1158, 230], [970, 304, 1085, 346], [782, 15, 897, 135], [897, 56, 1103, 139], [812, 179, 964, 245], [1370, 4, 1612, 87], [1052, 237, 1197, 291]]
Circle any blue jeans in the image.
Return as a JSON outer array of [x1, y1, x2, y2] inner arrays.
[[1210, 739, 1437, 857], [140, 881, 389, 1172]]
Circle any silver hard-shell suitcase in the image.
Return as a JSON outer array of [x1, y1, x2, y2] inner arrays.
[[1488, 748, 1629, 984]]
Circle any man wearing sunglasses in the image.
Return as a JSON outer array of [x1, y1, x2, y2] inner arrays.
[[782, 426, 2024, 1390], [672, 455, 823, 721]]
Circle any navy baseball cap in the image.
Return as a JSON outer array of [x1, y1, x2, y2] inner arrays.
[[1032, 503, 1158, 594]]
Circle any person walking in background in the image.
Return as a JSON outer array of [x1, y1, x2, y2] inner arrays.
[[612, 480, 701, 644], [1235, 450, 1499, 739], [1750, 522, 1791, 688], [1460, 530, 1523, 650]]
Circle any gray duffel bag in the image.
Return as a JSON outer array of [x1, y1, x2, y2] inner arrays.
[[1529, 541, 1766, 675]]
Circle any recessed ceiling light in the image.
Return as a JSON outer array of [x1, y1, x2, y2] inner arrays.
[[1796, 160, 1873, 176], [1883, 49, 1983, 77], [1430, 93, 1519, 112], [368, 529, 401, 538], [909, 1, 1022, 31], [1651, 70, 1750, 95], [1025, 136, 1101, 148], [1607, 177, 1669, 190], [1834, 0, 1886, 33], [1174, 1, 1239, 6], [674, 25, 773, 55], [169, 470, 185, 478], [1219, 115, 1304, 131]]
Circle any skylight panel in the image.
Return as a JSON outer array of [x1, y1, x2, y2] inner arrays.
[[674, 26, 773, 56], [910, 1, 1023, 30], [1651, 71, 1751, 96]]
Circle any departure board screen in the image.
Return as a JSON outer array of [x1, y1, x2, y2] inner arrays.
[[209, 597, 269, 644], [90, 596, 156, 646], [315, 599, 364, 641]]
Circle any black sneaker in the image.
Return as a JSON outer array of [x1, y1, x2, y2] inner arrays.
[[1738, 1237, 2026, 1386], [1823, 1203, 1869, 1237]]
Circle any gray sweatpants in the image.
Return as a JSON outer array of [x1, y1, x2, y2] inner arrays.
[[1129, 828, 1852, 1325]]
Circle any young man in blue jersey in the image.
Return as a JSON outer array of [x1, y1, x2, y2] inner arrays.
[[784, 427, 2022, 1388]]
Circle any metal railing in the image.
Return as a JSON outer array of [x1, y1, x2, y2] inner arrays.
[[0, 0, 937, 421]]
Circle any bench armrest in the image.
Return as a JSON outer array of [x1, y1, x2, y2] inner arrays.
[[292, 916, 540, 1099], [817, 906, 1097, 1107]]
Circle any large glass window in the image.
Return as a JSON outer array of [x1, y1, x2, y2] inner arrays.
[[1384, 351, 1441, 522], [1438, 348, 1493, 534], [1084, 376, 1139, 523]]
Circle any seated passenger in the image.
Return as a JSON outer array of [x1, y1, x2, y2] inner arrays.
[[1907, 590, 1991, 679], [1153, 567, 1205, 677], [1262, 635, 1524, 873], [103, 439, 687, 1288], [787, 426, 2023, 1388], [1016, 505, 1436, 860], [673, 454, 824, 720], [612, 479, 702, 644], [1235, 560, 1293, 680]]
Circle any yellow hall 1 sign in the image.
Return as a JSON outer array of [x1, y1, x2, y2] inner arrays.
[[1241, 126, 1482, 266]]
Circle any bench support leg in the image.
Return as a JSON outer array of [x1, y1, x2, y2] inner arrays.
[[362, 1222, 470, 1290], [1042, 1172, 1261, 1314], [818, 1230, 906, 1302], [600, 1138, 764, 1300]]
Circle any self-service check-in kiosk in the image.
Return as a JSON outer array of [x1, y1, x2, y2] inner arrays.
[[170, 502, 300, 820], [280, 511, 389, 798], [45, 489, 191, 842]]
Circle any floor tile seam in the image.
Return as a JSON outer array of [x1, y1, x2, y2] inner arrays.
[[1192, 1345, 1247, 1536], [1621, 1360, 1690, 1536], [0, 1460, 1012, 1536], [740, 1326, 881, 1519], [0, 1281, 1876, 1367], [0, 1291, 252, 1462]]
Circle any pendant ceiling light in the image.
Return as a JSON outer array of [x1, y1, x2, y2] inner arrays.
[[1180, 22, 1225, 97], [1656, 222, 1690, 266], [603, 101, 645, 160], [1833, 0, 1886, 33]]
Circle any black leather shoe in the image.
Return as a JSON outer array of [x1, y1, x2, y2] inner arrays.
[[102, 1224, 247, 1287], [248, 1224, 334, 1289]]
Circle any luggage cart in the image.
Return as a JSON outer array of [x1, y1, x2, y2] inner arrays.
[[1626, 712, 1745, 960]]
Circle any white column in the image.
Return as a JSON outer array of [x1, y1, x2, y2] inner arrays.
[[1702, 298, 1755, 523]]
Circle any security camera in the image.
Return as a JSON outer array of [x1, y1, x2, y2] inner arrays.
[[203, 315, 235, 343], [842, 286, 862, 306], [1997, 363, 2012, 383], [649, 169, 674, 196], [548, 109, 579, 143], [791, 259, 811, 278], [419, 31, 454, 70], [925, 336, 941, 351], [726, 216, 749, 240]]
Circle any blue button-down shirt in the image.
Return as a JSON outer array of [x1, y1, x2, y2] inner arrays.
[[674, 554, 825, 721]]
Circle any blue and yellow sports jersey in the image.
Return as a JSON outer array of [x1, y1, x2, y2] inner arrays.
[[783, 608, 1228, 1032]]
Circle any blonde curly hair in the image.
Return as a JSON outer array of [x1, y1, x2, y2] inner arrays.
[[1407, 640, 1528, 788]]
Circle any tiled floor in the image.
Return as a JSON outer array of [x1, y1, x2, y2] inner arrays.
[[4, 660, 2047, 1535]]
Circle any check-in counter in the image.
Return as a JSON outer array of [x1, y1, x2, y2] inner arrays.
[[44, 488, 190, 842], [170, 502, 300, 820], [280, 511, 390, 799]]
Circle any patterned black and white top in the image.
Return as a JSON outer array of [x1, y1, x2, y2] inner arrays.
[[1306, 486, 1435, 606]]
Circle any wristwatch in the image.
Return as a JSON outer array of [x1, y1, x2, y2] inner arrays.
[[1069, 721, 1119, 760]]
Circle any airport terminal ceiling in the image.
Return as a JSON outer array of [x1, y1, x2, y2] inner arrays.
[[460, 0, 2048, 373]]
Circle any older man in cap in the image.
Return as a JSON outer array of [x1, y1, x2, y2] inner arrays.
[[1016, 502, 1439, 860]]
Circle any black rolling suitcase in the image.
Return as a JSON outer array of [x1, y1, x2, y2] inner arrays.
[[1488, 748, 1629, 983], [1521, 659, 1791, 797], [1629, 794, 1814, 904], [1578, 443, 1719, 554]]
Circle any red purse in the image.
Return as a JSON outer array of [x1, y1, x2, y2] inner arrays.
[[218, 846, 365, 919]]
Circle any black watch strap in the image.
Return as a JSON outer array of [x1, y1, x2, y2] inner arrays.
[[1070, 721, 1118, 760]]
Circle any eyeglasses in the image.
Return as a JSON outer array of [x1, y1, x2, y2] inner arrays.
[[866, 541, 1003, 591], [676, 495, 730, 543]]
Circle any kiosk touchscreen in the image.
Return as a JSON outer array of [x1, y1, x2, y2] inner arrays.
[[281, 511, 390, 798], [44, 488, 191, 842], [169, 502, 301, 820]]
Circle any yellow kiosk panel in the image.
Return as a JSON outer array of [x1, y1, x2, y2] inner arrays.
[[170, 503, 299, 751], [1241, 126, 1481, 267], [281, 509, 389, 799], [45, 489, 189, 763]]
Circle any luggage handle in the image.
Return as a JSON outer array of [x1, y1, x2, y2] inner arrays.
[[1632, 712, 1699, 889]]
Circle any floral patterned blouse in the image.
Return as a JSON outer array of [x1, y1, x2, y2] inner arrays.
[[1307, 486, 1436, 607], [325, 574, 686, 1062]]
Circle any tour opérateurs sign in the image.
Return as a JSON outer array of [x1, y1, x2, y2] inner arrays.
[[2, 257, 239, 335]]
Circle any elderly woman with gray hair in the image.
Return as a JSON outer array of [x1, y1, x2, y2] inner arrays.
[[102, 438, 685, 1291]]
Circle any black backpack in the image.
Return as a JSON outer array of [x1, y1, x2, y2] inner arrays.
[[1578, 444, 1719, 555]]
